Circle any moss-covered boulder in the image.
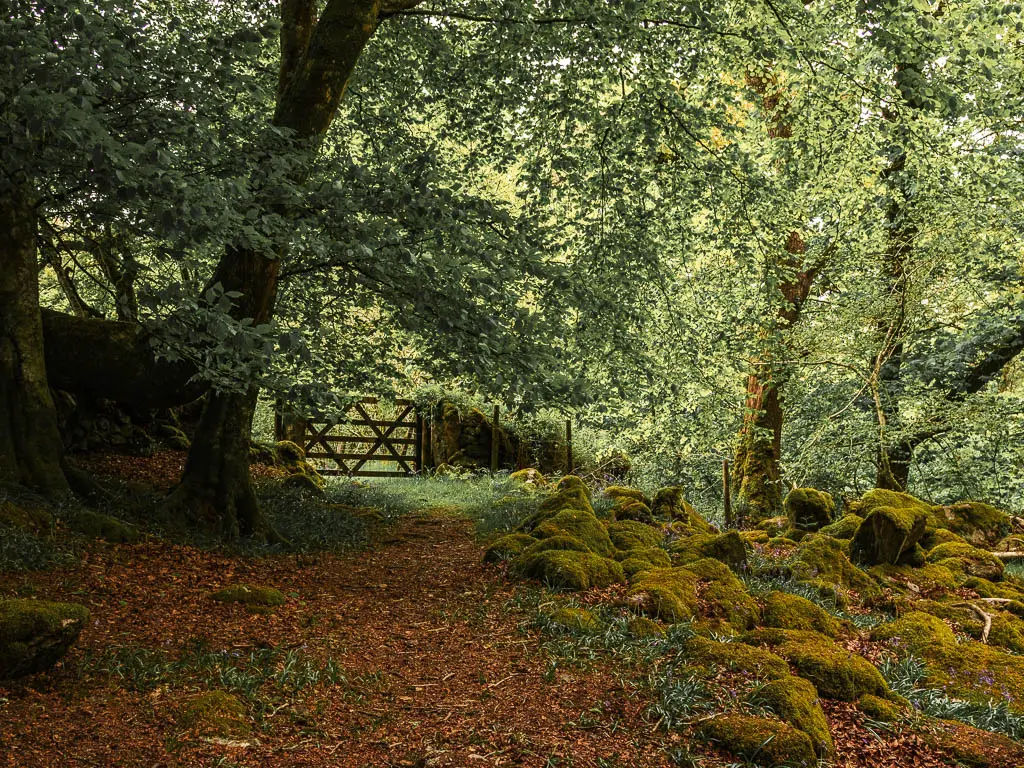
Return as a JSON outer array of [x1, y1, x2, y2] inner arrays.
[[757, 675, 834, 757], [619, 547, 672, 579], [651, 486, 714, 533], [746, 628, 889, 701], [870, 563, 957, 597], [849, 490, 930, 566], [756, 516, 790, 538], [626, 566, 698, 622], [509, 468, 548, 488], [0, 501, 53, 533], [546, 606, 600, 632], [761, 592, 840, 637], [515, 550, 624, 591], [872, 611, 1024, 709], [604, 486, 651, 508], [177, 691, 250, 738], [923, 720, 1024, 768], [688, 557, 760, 630], [818, 514, 863, 540], [210, 585, 286, 607], [927, 541, 1004, 581], [484, 533, 537, 563], [274, 440, 307, 466], [857, 693, 902, 722], [684, 636, 790, 680], [518, 483, 594, 532], [0, 599, 90, 678], [607, 520, 663, 551], [697, 714, 816, 768], [670, 530, 747, 572], [784, 488, 835, 533], [70, 511, 141, 543], [534, 509, 615, 558], [932, 501, 1010, 548], [791, 536, 878, 599], [627, 615, 665, 638]]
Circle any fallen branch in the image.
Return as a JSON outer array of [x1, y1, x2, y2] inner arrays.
[[953, 602, 994, 643], [990, 551, 1024, 560]]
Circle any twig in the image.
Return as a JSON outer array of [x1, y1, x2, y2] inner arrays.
[[953, 602, 994, 643]]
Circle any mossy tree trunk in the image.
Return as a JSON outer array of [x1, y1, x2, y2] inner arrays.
[[0, 184, 70, 495], [168, 0, 423, 538]]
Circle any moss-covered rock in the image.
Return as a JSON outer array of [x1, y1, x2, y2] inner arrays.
[[651, 487, 714, 533], [0, 599, 90, 678], [177, 691, 250, 738], [871, 611, 1024, 709], [70, 510, 141, 543], [509, 468, 548, 488], [515, 550, 624, 591], [784, 488, 835, 533], [627, 616, 665, 638], [611, 499, 654, 523], [761, 592, 840, 637], [210, 585, 286, 607], [932, 501, 1010, 548], [670, 530, 747, 572], [607, 520, 663, 551], [923, 720, 1024, 768], [483, 533, 537, 563], [604, 486, 651, 508], [921, 526, 967, 550], [620, 547, 672, 579], [687, 557, 760, 631], [626, 566, 698, 622], [869, 563, 957, 597], [274, 440, 307, 466], [747, 628, 889, 701], [697, 714, 816, 767], [791, 536, 878, 599], [850, 499, 928, 566], [547, 606, 599, 632], [819, 514, 863, 540], [534, 509, 614, 558], [518, 484, 595, 531], [0, 501, 53, 533], [685, 635, 790, 680], [521, 534, 592, 558], [927, 541, 1004, 581], [857, 693, 902, 722], [282, 470, 327, 494], [757, 675, 834, 757], [757, 516, 790, 538]]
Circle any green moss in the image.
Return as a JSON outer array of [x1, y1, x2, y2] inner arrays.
[[964, 577, 1024, 604], [651, 486, 713, 533], [604, 486, 651, 507], [685, 635, 790, 679], [927, 541, 1004, 581], [515, 550, 624, 591], [178, 691, 250, 737], [483, 533, 537, 563], [757, 516, 790, 538], [767, 536, 799, 549], [620, 547, 672, 578], [921, 527, 966, 550], [924, 721, 1024, 768], [670, 530, 747, 571], [509, 468, 548, 487], [274, 440, 306, 465], [547, 606, 600, 632], [686, 557, 760, 630], [0, 599, 90, 679], [210, 585, 286, 607], [914, 600, 1024, 654], [556, 475, 587, 492], [746, 628, 889, 701], [756, 675, 834, 757], [850, 504, 928, 566], [851, 488, 935, 519], [627, 616, 665, 638], [533, 509, 614, 558], [791, 536, 879, 599], [607, 520, 663, 551], [69, 511, 141, 543], [869, 563, 957, 596], [519, 485, 594, 531], [521, 534, 592, 558], [626, 567, 698, 622], [162, 425, 191, 451], [818, 514, 863, 540], [784, 488, 836, 533], [871, 611, 1024, 709], [857, 693, 902, 722], [761, 592, 840, 637], [0, 501, 52, 533], [282, 470, 326, 494], [611, 499, 654, 523], [740, 529, 771, 545], [932, 501, 1010, 547], [697, 714, 816, 767]]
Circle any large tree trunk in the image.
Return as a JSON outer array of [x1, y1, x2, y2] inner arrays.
[[732, 374, 784, 524], [0, 185, 69, 495], [168, 0, 414, 538]]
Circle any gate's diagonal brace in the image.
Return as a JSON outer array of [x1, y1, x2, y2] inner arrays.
[[350, 403, 415, 474]]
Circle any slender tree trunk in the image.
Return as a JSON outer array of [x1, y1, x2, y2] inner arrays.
[[0, 184, 69, 495], [732, 373, 785, 524]]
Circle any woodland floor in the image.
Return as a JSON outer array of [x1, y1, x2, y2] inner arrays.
[[1, 466, 1022, 767]]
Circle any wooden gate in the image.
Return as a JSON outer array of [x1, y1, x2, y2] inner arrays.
[[301, 397, 422, 477]]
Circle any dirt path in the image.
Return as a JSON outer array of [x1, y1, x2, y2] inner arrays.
[[0, 508, 672, 767]]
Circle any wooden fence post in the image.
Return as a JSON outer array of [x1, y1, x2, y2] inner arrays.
[[415, 409, 424, 474], [566, 418, 574, 475], [723, 458, 733, 528], [490, 405, 500, 475]]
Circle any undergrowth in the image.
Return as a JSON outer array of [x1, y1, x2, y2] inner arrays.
[[881, 654, 1024, 740]]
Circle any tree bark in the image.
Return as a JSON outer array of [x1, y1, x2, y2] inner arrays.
[[0, 184, 70, 495], [169, 0, 420, 538]]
